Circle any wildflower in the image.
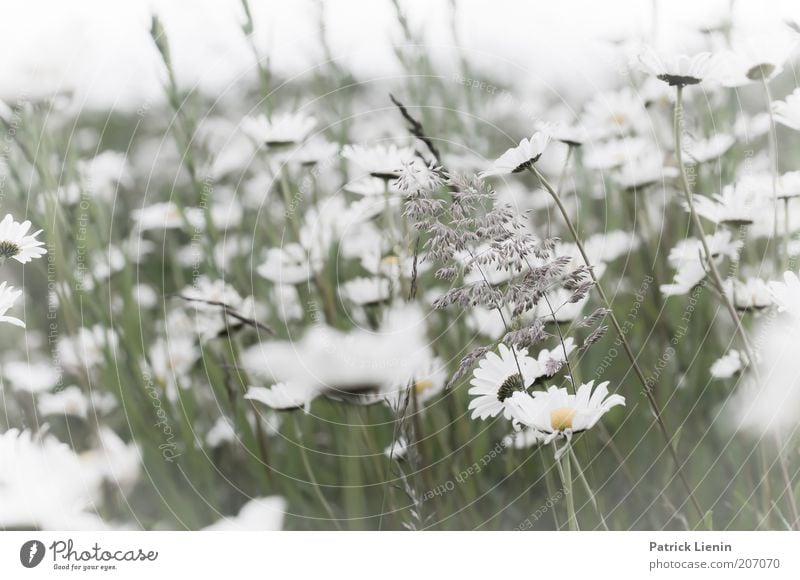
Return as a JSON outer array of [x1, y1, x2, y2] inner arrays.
[[613, 151, 678, 190], [57, 325, 119, 373], [583, 137, 651, 170], [180, 277, 252, 341], [468, 344, 541, 420], [3, 360, 61, 393], [536, 121, 592, 147], [507, 381, 625, 455], [291, 138, 340, 165], [710, 350, 745, 379], [133, 202, 184, 231], [692, 184, 769, 226], [77, 150, 133, 200], [206, 417, 236, 448], [479, 132, 550, 177], [38, 386, 89, 419], [0, 214, 46, 264], [203, 496, 285, 530], [772, 88, 800, 130], [661, 231, 742, 296], [80, 426, 141, 493], [769, 270, 800, 318], [340, 276, 391, 306], [0, 429, 106, 530], [245, 381, 322, 412], [257, 244, 317, 285], [635, 46, 721, 86], [0, 282, 25, 327], [241, 111, 316, 147], [719, 31, 797, 86], [582, 88, 648, 137], [681, 133, 735, 165], [723, 277, 773, 312], [342, 143, 416, 179]]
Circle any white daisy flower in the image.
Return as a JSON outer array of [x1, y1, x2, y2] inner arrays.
[[692, 184, 769, 226], [583, 137, 651, 171], [203, 496, 286, 531], [507, 381, 625, 456], [468, 344, 542, 420], [57, 325, 119, 373], [256, 243, 316, 285], [340, 276, 391, 306], [769, 270, 800, 319], [0, 214, 46, 264], [710, 350, 745, 379], [245, 381, 322, 412], [613, 151, 678, 189], [734, 112, 771, 141], [132, 284, 158, 308], [661, 231, 742, 296], [479, 132, 551, 177], [3, 360, 61, 393], [534, 286, 590, 323], [133, 202, 184, 231], [206, 417, 236, 448], [466, 306, 509, 340], [81, 426, 141, 493], [536, 121, 591, 147], [723, 277, 773, 312], [0, 429, 106, 530], [342, 143, 416, 179], [241, 112, 316, 147], [148, 335, 198, 390], [291, 138, 340, 166], [181, 277, 250, 341], [635, 46, 721, 86], [344, 176, 403, 197], [582, 88, 648, 137], [772, 88, 800, 131], [0, 282, 25, 328], [38, 386, 89, 419], [681, 133, 735, 165], [77, 150, 133, 200], [719, 31, 797, 86]]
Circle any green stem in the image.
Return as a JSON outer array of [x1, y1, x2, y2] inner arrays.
[[530, 164, 705, 521], [554, 443, 578, 531], [570, 446, 609, 530], [675, 85, 799, 528]]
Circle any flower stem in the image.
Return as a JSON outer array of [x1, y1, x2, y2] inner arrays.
[[570, 446, 610, 530], [555, 442, 578, 530], [762, 76, 781, 265], [673, 86, 758, 365], [530, 164, 705, 521], [674, 85, 800, 528]]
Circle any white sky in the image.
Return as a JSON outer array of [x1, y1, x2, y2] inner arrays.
[[2, 0, 799, 110]]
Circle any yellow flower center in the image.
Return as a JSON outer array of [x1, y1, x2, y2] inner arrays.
[[550, 407, 577, 431], [612, 113, 627, 126], [414, 379, 434, 395], [381, 255, 400, 267]]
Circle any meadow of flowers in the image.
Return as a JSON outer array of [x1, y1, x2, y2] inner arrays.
[[5, 0, 800, 532]]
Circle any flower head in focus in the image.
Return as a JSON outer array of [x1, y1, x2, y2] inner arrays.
[[0, 214, 46, 264], [507, 381, 625, 456], [479, 132, 551, 177], [468, 344, 541, 420]]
